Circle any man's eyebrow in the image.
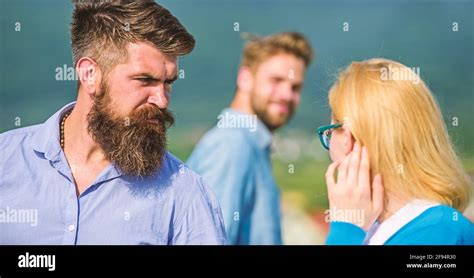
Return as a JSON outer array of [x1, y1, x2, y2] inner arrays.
[[167, 74, 178, 82], [133, 73, 178, 82], [132, 73, 158, 80]]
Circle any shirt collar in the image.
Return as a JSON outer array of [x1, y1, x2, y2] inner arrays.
[[220, 108, 273, 150], [365, 199, 440, 245], [31, 101, 76, 162], [31, 101, 124, 188]]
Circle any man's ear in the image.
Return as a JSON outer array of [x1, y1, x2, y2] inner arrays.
[[343, 124, 356, 155], [236, 66, 254, 94], [76, 57, 102, 97]]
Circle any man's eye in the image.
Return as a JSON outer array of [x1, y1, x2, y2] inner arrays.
[[138, 78, 151, 83], [293, 85, 302, 92], [271, 77, 283, 83]]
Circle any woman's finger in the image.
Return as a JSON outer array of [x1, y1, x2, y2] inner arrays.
[[337, 153, 351, 185], [372, 173, 384, 217], [358, 146, 371, 195], [346, 142, 361, 185], [325, 160, 341, 190]]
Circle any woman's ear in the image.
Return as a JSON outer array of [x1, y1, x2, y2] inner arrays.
[[343, 124, 355, 155]]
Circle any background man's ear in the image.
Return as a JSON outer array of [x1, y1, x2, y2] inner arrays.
[[76, 57, 102, 97], [343, 124, 356, 155], [236, 66, 254, 94]]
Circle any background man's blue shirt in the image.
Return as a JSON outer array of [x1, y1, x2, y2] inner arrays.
[[0, 102, 227, 245], [187, 108, 282, 245]]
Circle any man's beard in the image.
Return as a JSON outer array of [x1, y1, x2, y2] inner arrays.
[[250, 90, 294, 132], [87, 83, 174, 178]]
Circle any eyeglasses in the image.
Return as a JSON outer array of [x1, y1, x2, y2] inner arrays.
[[317, 123, 342, 150]]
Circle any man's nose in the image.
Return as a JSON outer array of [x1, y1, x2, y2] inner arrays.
[[147, 86, 170, 109], [278, 84, 294, 102]]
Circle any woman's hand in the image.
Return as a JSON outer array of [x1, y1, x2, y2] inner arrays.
[[325, 142, 384, 231]]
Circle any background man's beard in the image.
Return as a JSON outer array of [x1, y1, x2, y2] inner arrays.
[[87, 89, 174, 178], [251, 96, 294, 132]]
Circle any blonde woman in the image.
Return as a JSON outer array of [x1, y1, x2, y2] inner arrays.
[[318, 58, 474, 245]]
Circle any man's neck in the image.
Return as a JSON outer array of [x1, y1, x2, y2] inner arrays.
[[230, 91, 276, 135], [62, 98, 108, 166], [230, 91, 254, 116]]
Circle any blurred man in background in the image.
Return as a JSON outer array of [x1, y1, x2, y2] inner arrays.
[[188, 32, 314, 244]]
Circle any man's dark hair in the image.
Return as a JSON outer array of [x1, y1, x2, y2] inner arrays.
[[71, 0, 195, 74]]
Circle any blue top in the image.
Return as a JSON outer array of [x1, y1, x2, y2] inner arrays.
[[0, 102, 227, 245], [326, 205, 474, 245], [187, 108, 282, 245]]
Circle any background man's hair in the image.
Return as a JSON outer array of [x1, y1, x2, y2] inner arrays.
[[240, 32, 314, 72], [70, 0, 195, 75]]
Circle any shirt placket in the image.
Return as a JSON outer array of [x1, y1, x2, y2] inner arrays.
[[51, 155, 80, 245]]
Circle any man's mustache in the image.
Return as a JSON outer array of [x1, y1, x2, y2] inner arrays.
[[129, 104, 175, 127], [269, 101, 294, 113]]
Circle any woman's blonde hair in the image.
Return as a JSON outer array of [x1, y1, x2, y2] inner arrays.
[[328, 58, 472, 211]]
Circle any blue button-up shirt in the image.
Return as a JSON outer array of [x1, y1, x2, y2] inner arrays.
[[0, 102, 227, 245], [187, 108, 282, 245]]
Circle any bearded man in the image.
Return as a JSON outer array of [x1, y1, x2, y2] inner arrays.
[[0, 1, 226, 245]]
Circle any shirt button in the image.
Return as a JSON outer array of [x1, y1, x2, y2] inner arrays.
[[68, 224, 75, 232]]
